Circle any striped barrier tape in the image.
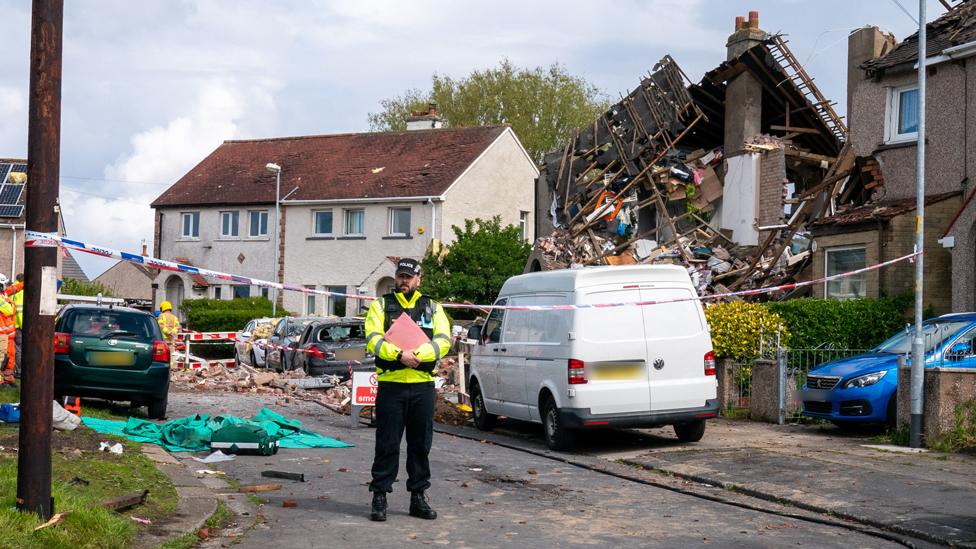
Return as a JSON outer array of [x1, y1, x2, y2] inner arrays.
[[25, 230, 920, 312]]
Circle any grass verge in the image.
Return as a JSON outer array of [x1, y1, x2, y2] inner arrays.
[[0, 388, 177, 548], [155, 501, 234, 549]]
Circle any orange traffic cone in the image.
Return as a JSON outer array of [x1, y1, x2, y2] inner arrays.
[[63, 396, 81, 416]]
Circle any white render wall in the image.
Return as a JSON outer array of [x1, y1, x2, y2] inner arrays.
[[280, 201, 433, 316], [439, 129, 537, 242], [152, 205, 277, 305]]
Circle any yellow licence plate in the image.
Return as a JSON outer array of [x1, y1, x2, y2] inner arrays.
[[89, 351, 136, 366], [590, 365, 643, 380], [335, 348, 366, 361]]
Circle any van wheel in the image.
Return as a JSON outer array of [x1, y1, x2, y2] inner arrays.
[[542, 395, 575, 451], [673, 420, 706, 443], [471, 383, 497, 431], [147, 396, 168, 420]]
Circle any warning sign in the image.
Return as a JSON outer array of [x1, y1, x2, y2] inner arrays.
[[352, 371, 378, 406]]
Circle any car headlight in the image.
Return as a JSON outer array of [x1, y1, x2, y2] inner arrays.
[[843, 370, 887, 388]]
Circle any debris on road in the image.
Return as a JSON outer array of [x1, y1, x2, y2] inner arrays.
[[261, 470, 305, 482], [238, 483, 282, 493], [33, 512, 70, 531], [101, 490, 149, 512]]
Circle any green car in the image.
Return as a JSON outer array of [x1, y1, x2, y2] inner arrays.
[[54, 304, 171, 419]]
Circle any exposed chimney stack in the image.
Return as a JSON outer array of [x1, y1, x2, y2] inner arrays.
[[747, 11, 760, 30], [724, 11, 766, 153], [141, 239, 148, 256], [406, 103, 444, 131]]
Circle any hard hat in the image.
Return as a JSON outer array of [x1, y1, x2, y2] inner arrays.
[[160, 300, 172, 312], [0, 274, 8, 286]]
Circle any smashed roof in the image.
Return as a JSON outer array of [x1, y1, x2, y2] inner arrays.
[[151, 126, 509, 208], [863, 0, 976, 76], [812, 191, 962, 229]]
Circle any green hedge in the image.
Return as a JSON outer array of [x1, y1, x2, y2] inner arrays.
[[179, 298, 287, 333], [764, 296, 911, 350]]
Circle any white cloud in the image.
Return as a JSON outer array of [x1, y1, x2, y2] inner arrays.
[[62, 78, 280, 277], [0, 86, 26, 156]]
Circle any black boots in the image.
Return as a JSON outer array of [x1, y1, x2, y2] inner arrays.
[[369, 492, 387, 522], [370, 491, 436, 521], [409, 491, 437, 520]]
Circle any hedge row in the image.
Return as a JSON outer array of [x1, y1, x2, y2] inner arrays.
[[706, 296, 912, 359], [179, 297, 287, 333]]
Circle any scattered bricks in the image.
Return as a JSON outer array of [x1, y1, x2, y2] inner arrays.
[[198, 528, 210, 540], [282, 500, 298, 508], [238, 483, 283, 493]]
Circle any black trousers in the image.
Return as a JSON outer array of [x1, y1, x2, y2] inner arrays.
[[369, 381, 435, 494]]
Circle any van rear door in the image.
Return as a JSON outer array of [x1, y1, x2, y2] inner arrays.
[[576, 287, 651, 415], [638, 286, 714, 411]]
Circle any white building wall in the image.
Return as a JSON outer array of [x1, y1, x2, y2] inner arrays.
[[716, 153, 761, 246], [280, 201, 432, 316], [439, 128, 538, 243], [152, 204, 276, 309]]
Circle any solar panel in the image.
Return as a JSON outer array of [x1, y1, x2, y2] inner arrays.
[[0, 205, 24, 218], [0, 164, 9, 184], [0, 185, 24, 205], [9, 164, 26, 173]]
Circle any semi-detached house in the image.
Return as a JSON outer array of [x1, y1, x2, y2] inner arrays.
[[150, 124, 537, 317]]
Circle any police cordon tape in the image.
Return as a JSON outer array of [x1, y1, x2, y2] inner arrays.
[[178, 329, 368, 362], [26, 230, 920, 312]]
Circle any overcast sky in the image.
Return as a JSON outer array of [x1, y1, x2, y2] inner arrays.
[[0, 0, 946, 278]]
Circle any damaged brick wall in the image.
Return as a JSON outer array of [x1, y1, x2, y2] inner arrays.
[[758, 148, 787, 242]]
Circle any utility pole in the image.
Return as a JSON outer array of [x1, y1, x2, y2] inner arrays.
[[909, 0, 927, 449], [17, 0, 64, 519]]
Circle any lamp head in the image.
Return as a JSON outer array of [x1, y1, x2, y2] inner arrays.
[[265, 162, 281, 173]]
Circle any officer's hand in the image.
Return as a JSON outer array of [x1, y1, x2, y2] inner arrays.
[[401, 350, 421, 369]]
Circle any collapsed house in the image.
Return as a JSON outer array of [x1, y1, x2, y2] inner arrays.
[[528, 12, 883, 300]]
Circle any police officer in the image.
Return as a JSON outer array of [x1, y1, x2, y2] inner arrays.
[[365, 258, 451, 522]]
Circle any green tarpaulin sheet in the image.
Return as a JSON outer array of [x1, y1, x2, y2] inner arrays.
[[81, 407, 353, 452]]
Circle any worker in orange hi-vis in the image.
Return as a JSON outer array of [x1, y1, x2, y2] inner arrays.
[[0, 275, 16, 385]]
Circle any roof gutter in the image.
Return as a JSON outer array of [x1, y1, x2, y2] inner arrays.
[[282, 195, 444, 205], [915, 39, 976, 68]]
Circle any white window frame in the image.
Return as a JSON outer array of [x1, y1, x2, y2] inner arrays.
[[312, 209, 334, 236], [248, 209, 269, 238], [304, 285, 316, 315], [180, 211, 200, 239], [884, 84, 919, 144], [389, 207, 411, 236], [824, 245, 867, 300], [519, 211, 529, 241], [220, 210, 240, 239], [344, 208, 365, 236]]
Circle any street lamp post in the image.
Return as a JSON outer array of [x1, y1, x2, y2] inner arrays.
[[266, 163, 282, 317]]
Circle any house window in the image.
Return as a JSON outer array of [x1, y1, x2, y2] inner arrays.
[[233, 285, 250, 299], [181, 212, 200, 239], [389, 207, 411, 236], [313, 210, 333, 236], [261, 287, 269, 299], [825, 246, 867, 300], [327, 286, 346, 316], [344, 208, 365, 236], [220, 211, 240, 238], [305, 285, 316, 315], [248, 210, 269, 237], [519, 211, 529, 241], [213, 286, 222, 300], [885, 85, 919, 143]]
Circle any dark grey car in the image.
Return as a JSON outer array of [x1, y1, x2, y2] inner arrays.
[[292, 318, 374, 379]]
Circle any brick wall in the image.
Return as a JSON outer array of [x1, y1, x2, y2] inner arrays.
[[758, 149, 787, 243], [811, 196, 960, 313]]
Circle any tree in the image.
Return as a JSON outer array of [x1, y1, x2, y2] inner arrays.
[[60, 277, 113, 297], [420, 217, 530, 317], [368, 59, 609, 163]]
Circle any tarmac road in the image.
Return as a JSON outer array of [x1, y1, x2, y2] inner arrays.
[[166, 389, 911, 549]]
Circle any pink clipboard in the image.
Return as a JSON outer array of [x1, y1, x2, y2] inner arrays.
[[383, 313, 430, 351]]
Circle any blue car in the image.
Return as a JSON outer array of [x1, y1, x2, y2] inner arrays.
[[801, 313, 976, 426]]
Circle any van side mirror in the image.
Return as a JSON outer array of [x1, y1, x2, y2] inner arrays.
[[466, 324, 482, 342]]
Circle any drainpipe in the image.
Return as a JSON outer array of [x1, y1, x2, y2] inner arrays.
[[427, 198, 436, 245]]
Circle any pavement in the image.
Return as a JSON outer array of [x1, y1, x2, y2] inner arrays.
[[148, 388, 942, 548]]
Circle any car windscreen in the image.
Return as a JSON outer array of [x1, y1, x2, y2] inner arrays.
[[288, 319, 315, 337], [316, 324, 365, 343], [62, 310, 157, 340], [875, 321, 971, 354]]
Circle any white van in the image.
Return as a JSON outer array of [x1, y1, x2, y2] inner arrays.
[[467, 265, 718, 450]]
